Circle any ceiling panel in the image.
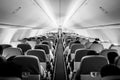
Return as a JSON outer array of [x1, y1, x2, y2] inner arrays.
[[0, 0, 57, 29], [64, 0, 120, 29]]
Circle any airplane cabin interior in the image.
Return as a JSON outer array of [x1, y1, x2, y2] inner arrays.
[[0, 0, 120, 80]]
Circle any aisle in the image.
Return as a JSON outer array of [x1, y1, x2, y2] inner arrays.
[[53, 39, 67, 80]]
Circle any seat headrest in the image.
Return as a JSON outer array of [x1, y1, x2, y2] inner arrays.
[[101, 49, 117, 57], [35, 44, 49, 54], [75, 49, 96, 62], [80, 56, 108, 74], [0, 44, 12, 49], [2, 48, 22, 59], [13, 55, 40, 75], [26, 49, 47, 62], [17, 44, 31, 54], [70, 44, 85, 53]]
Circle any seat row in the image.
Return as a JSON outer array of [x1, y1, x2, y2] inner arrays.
[[63, 36, 120, 80]]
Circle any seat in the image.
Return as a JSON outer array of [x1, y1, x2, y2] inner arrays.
[[12, 55, 41, 80], [26, 49, 47, 70], [74, 56, 108, 80], [89, 43, 104, 53], [101, 49, 117, 58], [42, 41, 51, 49], [0, 56, 21, 80], [0, 44, 12, 49], [74, 49, 97, 72], [100, 64, 120, 80], [17, 44, 31, 54], [42, 41, 55, 55], [35, 44, 51, 61], [70, 44, 85, 60], [35, 44, 49, 55], [2, 47, 22, 59]]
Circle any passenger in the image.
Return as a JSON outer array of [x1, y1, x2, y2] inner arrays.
[[63, 40, 71, 57], [93, 38, 100, 43], [74, 37, 81, 44], [100, 64, 120, 77]]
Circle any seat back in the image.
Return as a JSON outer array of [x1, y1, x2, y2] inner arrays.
[[26, 49, 47, 69], [101, 49, 117, 57], [89, 43, 104, 53], [17, 44, 31, 54], [2, 47, 22, 59], [42, 41, 51, 49], [79, 56, 108, 80], [35, 44, 49, 55], [0, 44, 12, 49], [35, 44, 51, 61], [13, 55, 40, 80], [0, 56, 22, 80], [74, 49, 96, 72], [70, 44, 85, 60]]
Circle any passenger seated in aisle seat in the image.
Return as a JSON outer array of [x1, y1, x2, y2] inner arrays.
[[74, 37, 81, 44], [100, 64, 120, 78], [64, 37, 81, 56], [42, 41, 55, 56], [63, 39, 71, 57]]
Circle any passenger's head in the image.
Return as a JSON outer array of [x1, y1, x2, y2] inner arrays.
[[76, 37, 80, 41], [100, 64, 120, 77], [107, 52, 118, 64], [93, 38, 100, 43]]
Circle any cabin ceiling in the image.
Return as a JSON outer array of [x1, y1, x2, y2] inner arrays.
[[0, 0, 120, 30]]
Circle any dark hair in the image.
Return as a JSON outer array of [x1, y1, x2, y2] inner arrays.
[[107, 52, 118, 64], [100, 64, 120, 77]]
